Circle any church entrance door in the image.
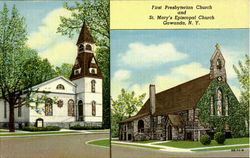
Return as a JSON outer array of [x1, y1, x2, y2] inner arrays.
[[78, 100, 83, 121], [168, 125, 172, 140]]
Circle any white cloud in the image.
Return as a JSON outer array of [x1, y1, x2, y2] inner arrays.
[[230, 85, 241, 100], [220, 47, 245, 79], [154, 62, 209, 92], [27, 8, 76, 66], [111, 62, 209, 102], [120, 42, 188, 67], [113, 69, 131, 81], [39, 42, 77, 66]]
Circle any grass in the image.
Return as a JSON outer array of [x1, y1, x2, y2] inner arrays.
[[112, 143, 161, 150], [156, 137, 249, 148], [0, 131, 80, 136], [133, 140, 160, 144], [87, 130, 110, 133], [192, 145, 250, 151], [88, 139, 110, 147]]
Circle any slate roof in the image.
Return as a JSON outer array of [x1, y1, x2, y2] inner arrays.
[[120, 74, 211, 123], [69, 53, 102, 80], [76, 23, 95, 45]]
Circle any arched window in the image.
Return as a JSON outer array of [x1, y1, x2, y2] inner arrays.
[[210, 96, 214, 116], [91, 80, 96, 93], [225, 96, 229, 116], [86, 44, 92, 51], [138, 120, 144, 133], [68, 99, 74, 116], [216, 59, 222, 69], [56, 84, 65, 90], [216, 88, 223, 116], [79, 44, 84, 51], [45, 98, 53, 116], [92, 101, 96, 116]]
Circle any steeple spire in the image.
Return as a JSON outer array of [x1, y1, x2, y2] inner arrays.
[[76, 23, 94, 45], [210, 43, 226, 82]]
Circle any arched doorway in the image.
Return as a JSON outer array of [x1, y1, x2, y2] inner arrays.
[[168, 125, 172, 140], [78, 100, 83, 121], [138, 120, 144, 133]]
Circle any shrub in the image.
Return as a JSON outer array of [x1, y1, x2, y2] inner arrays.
[[22, 126, 61, 131], [214, 132, 225, 144], [200, 134, 211, 145], [69, 125, 103, 130]]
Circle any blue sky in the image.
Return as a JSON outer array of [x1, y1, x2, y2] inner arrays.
[[111, 29, 249, 100], [0, 1, 80, 66]]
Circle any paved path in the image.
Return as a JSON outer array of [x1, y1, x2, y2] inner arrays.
[[112, 140, 249, 152], [0, 133, 110, 158], [111, 144, 249, 158]]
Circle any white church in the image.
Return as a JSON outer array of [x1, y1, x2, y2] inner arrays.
[[0, 24, 103, 129]]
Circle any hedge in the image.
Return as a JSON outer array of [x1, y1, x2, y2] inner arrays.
[[22, 126, 61, 131], [69, 125, 103, 130]]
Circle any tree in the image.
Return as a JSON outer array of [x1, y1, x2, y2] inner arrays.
[[57, 0, 109, 48], [55, 63, 73, 79], [96, 47, 110, 128], [233, 54, 250, 131], [57, 0, 110, 128], [111, 89, 146, 137], [0, 4, 56, 132]]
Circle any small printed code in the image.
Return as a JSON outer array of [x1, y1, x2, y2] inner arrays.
[[231, 149, 244, 152]]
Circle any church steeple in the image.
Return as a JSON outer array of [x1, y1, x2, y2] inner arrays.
[[76, 23, 95, 54], [210, 43, 227, 82], [70, 23, 102, 81]]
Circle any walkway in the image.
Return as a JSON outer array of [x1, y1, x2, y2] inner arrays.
[[112, 140, 249, 152]]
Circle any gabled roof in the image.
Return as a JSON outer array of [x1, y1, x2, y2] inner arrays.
[[69, 53, 103, 80], [210, 44, 225, 61], [120, 74, 211, 123], [32, 76, 76, 89], [76, 23, 94, 45]]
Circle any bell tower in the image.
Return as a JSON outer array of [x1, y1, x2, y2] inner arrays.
[[69, 23, 103, 125], [210, 43, 227, 82], [76, 23, 95, 54]]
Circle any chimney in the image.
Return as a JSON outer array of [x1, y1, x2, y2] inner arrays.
[[149, 84, 156, 115]]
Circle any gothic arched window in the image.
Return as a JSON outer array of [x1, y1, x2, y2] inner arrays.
[[92, 101, 96, 116], [216, 59, 222, 69], [216, 88, 223, 116], [45, 98, 53, 116], [225, 96, 229, 116], [210, 96, 214, 116], [68, 99, 74, 116], [138, 120, 144, 133], [56, 84, 65, 90], [86, 44, 92, 51], [91, 80, 96, 93]]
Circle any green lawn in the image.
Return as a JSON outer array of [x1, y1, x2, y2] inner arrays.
[[156, 137, 249, 148], [88, 139, 110, 147], [192, 145, 250, 151], [87, 130, 110, 133], [0, 131, 80, 136], [133, 140, 160, 144], [112, 143, 161, 150]]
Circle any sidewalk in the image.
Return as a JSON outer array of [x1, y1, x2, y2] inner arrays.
[[112, 140, 249, 153]]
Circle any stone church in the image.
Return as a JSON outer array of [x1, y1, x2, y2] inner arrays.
[[0, 24, 103, 129], [119, 44, 240, 141]]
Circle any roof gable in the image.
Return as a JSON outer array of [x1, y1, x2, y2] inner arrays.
[[77, 23, 94, 45], [121, 74, 211, 123]]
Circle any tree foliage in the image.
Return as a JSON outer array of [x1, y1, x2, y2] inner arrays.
[[197, 80, 246, 137], [233, 55, 249, 124], [57, 0, 109, 48], [111, 89, 146, 137], [55, 63, 73, 79], [96, 47, 110, 128], [0, 4, 56, 132]]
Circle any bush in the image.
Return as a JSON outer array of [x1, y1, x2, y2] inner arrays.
[[22, 126, 61, 131], [69, 125, 103, 130], [214, 132, 225, 144], [200, 134, 211, 145]]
